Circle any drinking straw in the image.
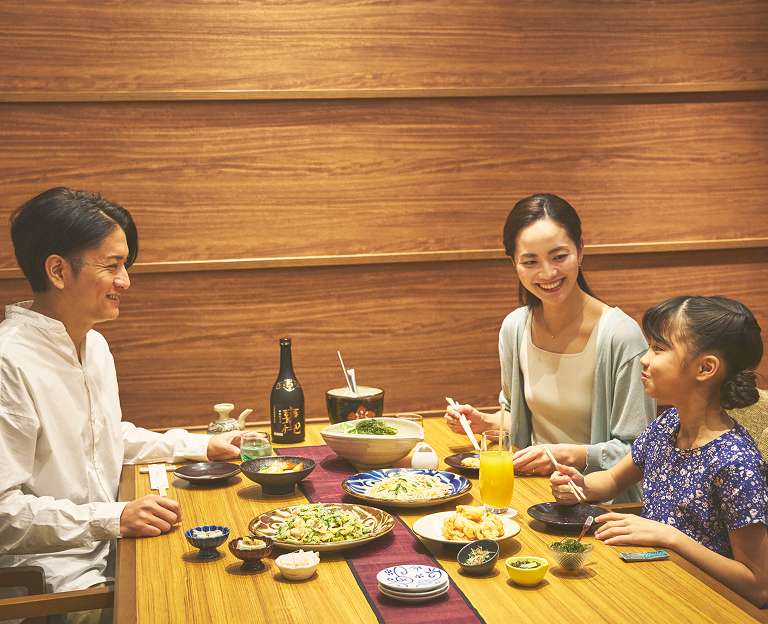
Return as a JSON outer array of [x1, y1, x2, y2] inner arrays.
[[499, 404, 505, 455]]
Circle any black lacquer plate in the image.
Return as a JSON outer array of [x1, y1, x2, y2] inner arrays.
[[173, 462, 241, 485], [443, 452, 480, 476], [527, 502, 606, 530]]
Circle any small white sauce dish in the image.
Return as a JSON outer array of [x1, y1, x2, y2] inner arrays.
[[275, 549, 320, 581]]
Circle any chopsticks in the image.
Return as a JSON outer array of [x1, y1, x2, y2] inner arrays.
[[445, 397, 480, 451], [337, 351, 354, 394], [139, 465, 176, 473], [544, 446, 587, 501]]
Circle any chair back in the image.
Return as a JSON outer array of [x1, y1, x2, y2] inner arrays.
[[727, 388, 768, 463]]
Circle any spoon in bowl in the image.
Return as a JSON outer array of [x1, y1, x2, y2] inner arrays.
[[577, 516, 594, 543]]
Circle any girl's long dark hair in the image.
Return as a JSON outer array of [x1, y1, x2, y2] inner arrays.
[[502, 193, 597, 307], [642, 296, 763, 409]]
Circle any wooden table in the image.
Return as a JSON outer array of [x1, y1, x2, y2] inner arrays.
[[115, 418, 766, 623]]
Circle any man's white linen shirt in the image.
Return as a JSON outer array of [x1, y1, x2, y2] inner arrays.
[[0, 302, 210, 593]]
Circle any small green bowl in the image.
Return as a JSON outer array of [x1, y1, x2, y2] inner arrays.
[[505, 556, 548, 586]]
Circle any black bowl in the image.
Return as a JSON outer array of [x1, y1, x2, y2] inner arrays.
[[325, 387, 384, 424], [457, 539, 499, 576], [240, 456, 316, 496]]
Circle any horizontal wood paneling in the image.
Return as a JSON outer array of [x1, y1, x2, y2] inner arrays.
[[1, 1, 766, 94], [3, 249, 766, 431], [1, 95, 767, 269]]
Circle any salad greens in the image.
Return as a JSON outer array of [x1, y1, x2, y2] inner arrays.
[[340, 419, 397, 435], [549, 538, 588, 553]]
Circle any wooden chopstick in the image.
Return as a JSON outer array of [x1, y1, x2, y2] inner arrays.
[[445, 397, 480, 451], [544, 446, 587, 501], [139, 465, 177, 473]]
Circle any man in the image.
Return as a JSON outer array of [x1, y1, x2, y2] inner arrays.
[[0, 188, 241, 618]]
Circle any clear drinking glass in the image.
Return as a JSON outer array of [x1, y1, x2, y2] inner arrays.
[[479, 431, 515, 515], [240, 431, 273, 461], [395, 413, 423, 428]]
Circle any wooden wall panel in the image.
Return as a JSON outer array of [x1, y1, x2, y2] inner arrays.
[[1, 1, 767, 94], [1, 95, 767, 269], [1, 0, 766, 435], [3, 249, 766, 431]]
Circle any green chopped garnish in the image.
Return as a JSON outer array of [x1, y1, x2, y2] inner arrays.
[[549, 538, 588, 553], [340, 419, 397, 435]]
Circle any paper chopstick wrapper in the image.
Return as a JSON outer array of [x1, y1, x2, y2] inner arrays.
[[140, 465, 176, 473], [148, 463, 170, 497]]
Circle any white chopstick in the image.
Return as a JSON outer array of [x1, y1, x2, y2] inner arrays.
[[544, 446, 587, 501], [337, 351, 353, 393], [139, 465, 176, 473], [446, 397, 480, 451]]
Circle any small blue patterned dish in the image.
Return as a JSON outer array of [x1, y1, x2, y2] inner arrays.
[[341, 468, 471, 507], [185, 525, 230, 560], [376, 565, 448, 592]]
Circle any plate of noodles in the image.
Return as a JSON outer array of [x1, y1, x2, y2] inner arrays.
[[341, 468, 471, 507], [248, 502, 395, 552]]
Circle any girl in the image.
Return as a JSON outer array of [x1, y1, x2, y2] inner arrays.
[[550, 295, 768, 608], [446, 194, 655, 502]]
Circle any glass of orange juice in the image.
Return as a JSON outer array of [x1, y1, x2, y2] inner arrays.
[[479, 431, 515, 515]]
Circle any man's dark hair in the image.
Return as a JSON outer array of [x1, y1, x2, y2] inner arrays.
[[10, 187, 138, 292]]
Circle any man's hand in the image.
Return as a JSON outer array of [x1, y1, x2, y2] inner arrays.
[[207, 430, 242, 461], [119, 495, 182, 537]]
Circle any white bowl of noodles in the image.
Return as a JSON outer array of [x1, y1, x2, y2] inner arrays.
[[320, 417, 424, 470]]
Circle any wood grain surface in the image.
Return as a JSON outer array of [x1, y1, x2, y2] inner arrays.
[[1, 96, 767, 268], [116, 419, 765, 623], [1, 1, 767, 95], [4, 250, 766, 431]]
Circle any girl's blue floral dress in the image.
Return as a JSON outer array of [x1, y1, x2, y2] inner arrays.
[[632, 408, 768, 559]]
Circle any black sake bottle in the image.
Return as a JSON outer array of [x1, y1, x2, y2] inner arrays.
[[270, 338, 305, 443]]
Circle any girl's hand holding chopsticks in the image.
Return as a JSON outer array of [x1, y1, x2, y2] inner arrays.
[[548, 461, 589, 504]]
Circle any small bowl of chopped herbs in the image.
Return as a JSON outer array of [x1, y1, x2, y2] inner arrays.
[[547, 538, 594, 575], [320, 417, 423, 470], [505, 556, 548, 586], [457, 539, 499, 576]]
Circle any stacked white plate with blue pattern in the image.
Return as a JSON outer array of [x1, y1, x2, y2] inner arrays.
[[376, 565, 450, 602]]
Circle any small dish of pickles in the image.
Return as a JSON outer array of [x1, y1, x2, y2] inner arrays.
[[505, 556, 548, 586]]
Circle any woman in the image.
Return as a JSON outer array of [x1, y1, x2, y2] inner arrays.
[[446, 193, 655, 502]]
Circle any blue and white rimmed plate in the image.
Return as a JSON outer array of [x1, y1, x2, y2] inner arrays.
[[377, 565, 449, 592], [378, 582, 450, 602], [341, 468, 471, 508]]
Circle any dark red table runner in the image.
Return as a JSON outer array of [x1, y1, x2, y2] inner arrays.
[[277, 446, 485, 624]]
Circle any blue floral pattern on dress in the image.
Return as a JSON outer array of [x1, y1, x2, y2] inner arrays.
[[632, 408, 768, 559]]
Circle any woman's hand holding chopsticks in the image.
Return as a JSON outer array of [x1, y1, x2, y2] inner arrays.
[[443, 402, 493, 434]]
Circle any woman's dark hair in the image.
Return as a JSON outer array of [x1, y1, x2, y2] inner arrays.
[[502, 193, 597, 307], [10, 187, 139, 293], [642, 296, 763, 410]]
